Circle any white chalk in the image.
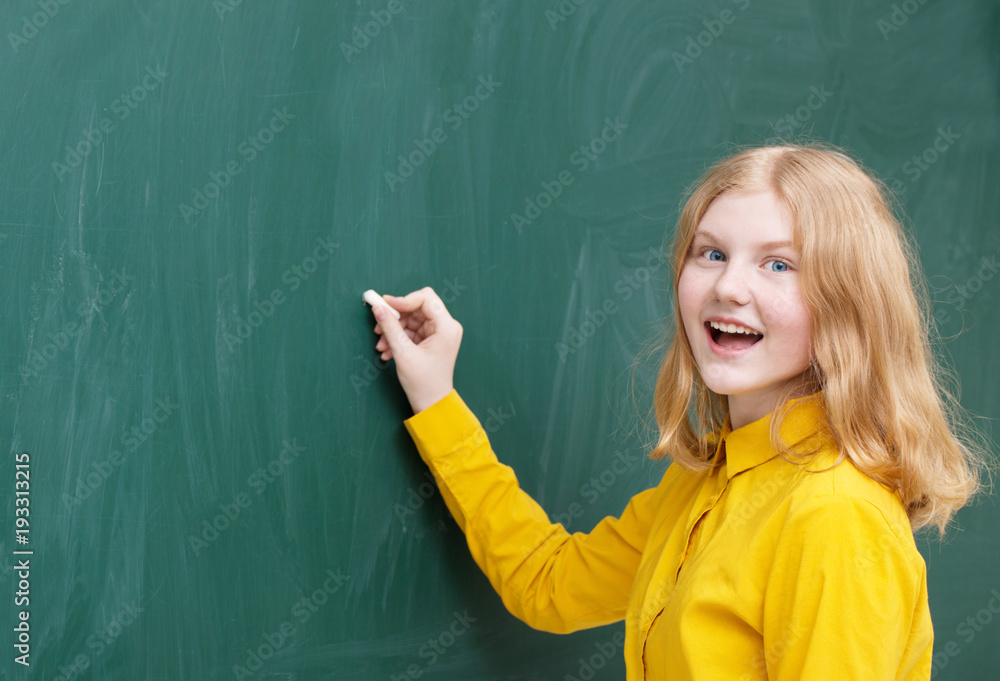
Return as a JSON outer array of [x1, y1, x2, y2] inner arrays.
[[363, 289, 401, 319]]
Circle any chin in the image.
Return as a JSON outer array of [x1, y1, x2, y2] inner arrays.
[[704, 383, 757, 398]]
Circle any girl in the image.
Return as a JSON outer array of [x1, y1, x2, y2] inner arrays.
[[369, 143, 986, 680]]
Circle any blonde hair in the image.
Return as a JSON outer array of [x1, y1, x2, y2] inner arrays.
[[648, 142, 990, 536]]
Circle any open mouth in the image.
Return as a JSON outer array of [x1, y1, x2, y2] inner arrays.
[[706, 320, 763, 352]]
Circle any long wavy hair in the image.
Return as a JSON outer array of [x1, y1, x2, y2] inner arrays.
[[648, 142, 990, 536]]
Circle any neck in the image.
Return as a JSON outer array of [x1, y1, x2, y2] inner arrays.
[[726, 382, 816, 430]]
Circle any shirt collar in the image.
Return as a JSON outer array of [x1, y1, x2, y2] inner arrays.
[[711, 391, 830, 479]]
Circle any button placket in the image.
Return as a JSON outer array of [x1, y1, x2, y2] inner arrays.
[[674, 470, 729, 582]]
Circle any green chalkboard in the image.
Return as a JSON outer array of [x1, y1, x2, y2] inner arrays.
[[1, 1, 997, 679]]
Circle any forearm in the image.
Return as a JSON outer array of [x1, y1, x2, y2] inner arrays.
[[404, 390, 639, 633]]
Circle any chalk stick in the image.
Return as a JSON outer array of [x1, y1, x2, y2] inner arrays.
[[362, 289, 401, 319]]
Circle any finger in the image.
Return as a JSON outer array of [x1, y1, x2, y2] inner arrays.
[[374, 331, 391, 356], [390, 287, 453, 322], [376, 308, 421, 335], [374, 304, 414, 355], [382, 292, 424, 313], [377, 331, 407, 350], [368, 302, 398, 324]]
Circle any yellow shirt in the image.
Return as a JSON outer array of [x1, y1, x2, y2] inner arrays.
[[403, 389, 933, 680]]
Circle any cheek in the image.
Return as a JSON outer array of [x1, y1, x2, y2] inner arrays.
[[762, 287, 813, 352], [676, 271, 703, 334]]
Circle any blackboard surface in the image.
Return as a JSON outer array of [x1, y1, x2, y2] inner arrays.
[[1, 1, 997, 679]]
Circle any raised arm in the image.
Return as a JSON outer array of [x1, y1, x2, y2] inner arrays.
[[371, 287, 660, 632]]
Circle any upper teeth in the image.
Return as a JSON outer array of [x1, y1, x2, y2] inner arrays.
[[709, 320, 761, 336]]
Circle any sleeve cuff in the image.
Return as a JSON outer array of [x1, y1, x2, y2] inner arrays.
[[404, 389, 485, 457]]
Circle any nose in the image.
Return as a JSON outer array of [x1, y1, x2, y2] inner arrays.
[[712, 260, 751, 305]]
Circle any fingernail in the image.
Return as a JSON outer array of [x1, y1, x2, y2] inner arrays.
[[375, 307, 385, 321]]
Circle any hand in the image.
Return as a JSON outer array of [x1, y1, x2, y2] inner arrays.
[[371, 287, 463, 414]]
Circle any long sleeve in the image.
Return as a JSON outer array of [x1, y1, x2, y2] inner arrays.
[[762, 495, 933, 680], [404, 390, 661, 634]]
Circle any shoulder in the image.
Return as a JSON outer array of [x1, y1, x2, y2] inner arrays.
[[787, 451, 908, 526], [776, 454, 925, 576]]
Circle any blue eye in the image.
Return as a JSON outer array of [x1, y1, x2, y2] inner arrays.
[[769, 260, 788, 272], [707, 249, 724, 261]]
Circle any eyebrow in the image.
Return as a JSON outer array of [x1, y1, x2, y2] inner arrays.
[[691, 229, 796, 252]]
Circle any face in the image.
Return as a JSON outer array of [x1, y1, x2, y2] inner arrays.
[[677, 190, 813, 428]]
